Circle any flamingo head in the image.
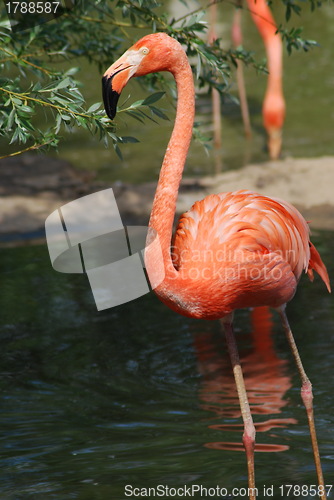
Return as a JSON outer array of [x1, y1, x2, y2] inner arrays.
[[102, 33, 182, 119]]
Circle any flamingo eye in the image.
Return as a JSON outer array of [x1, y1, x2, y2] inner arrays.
[[141, 47, 149, 55]]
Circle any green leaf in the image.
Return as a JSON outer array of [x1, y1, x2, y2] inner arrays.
[[125, 110, 145, 123], [6, 109, 15, 130], [196, 53, 201, 79], [64, 67, 80, 77], [120, 136, 140, 143], [149, 106, 169, 121], [141, 91, 165, 106], [10, 128, 20, 144], [55, 77, 72, 90], [55, 114, 62, 133], [107, 131, 119, 141], [88, 102, 102, 113], [32, 81, 42, 91], [114, 143, 123, 160], [128, 98, 145, 109], [19, 105, 34, 113]]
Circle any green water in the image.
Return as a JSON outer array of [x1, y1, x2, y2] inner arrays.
[[1, 3, 334, 499], [52, 3, 334, 184], [0, 231, 333, 499]]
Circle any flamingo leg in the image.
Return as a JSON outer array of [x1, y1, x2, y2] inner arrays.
[[211, 87, 223, 173], [221, 315, 257, 500], [278, 307, 327, 500], [236, 60, 252, 139], [208, 2, 223, 173], [232, 5, 252, 139]]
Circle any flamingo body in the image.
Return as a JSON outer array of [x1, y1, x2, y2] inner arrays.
[[159, 189, 329, 320]]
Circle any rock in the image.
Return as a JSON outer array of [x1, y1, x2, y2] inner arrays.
[[0, 154, 97, 240], [1, 153, 333, 243]]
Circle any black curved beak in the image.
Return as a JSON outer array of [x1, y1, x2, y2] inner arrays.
[[102, 75, 120, 120]]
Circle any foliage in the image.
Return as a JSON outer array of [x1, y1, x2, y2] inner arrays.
[[0, 0, 331, 159]]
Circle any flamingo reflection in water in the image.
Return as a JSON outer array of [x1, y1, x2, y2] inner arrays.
[[194, 306, 296, 453]]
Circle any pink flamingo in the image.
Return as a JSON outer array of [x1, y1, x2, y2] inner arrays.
[[102, 33, 330, 500], [246, 0, 285, 159]]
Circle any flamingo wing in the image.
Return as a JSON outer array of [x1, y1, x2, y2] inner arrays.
[[173, 190, 330, 294]]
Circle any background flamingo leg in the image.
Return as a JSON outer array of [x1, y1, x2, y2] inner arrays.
[[221, 316, 257, 500], [208, 1, 223, 173], [232, 4, 252, 139], [278, 306, 327, 500]]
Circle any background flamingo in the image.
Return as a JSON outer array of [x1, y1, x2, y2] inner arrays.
[[102, 33, 330, 500], [246, 0, 285, 159], [214, 1, 284, 159]]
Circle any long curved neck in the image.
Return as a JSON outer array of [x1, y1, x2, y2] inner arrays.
[[266, 35, 283, 96], [248, 0, 283, 93], [148, 54, 195, 278]]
